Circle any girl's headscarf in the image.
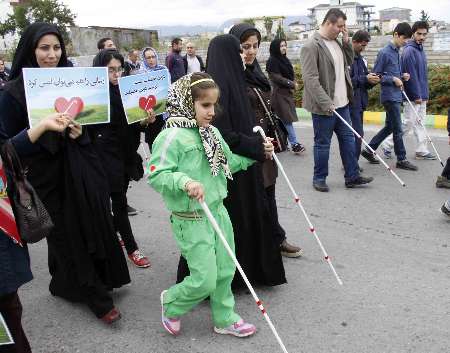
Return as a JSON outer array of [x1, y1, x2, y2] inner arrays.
[[165, 73, 232, 179], [140, 47, 167, 72], [266, 38, 294, 81]]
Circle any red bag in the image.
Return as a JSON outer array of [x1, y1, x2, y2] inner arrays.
[[0, 159, 22, 246]]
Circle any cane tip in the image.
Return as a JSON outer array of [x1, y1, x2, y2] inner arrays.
[[402, 183, 406, 187]]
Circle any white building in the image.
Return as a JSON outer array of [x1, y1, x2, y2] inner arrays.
[[308, 0, 375, 30], [288, 21, 307, 33], [379, 7, 412, 34]]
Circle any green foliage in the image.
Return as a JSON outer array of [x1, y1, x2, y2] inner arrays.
[[275, 23, 286, 40], [242, 18, 256, 27], [263, 17, 274, 41], [293, 64, 450, 115], [420, 10, 430, 22], [0, 0, 76, 44]]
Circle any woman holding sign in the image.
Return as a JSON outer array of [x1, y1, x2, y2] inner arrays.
[[0, 23, 131, 324], [91, 49, 152, 268], [138, 47, 168, 149], [0, 114, 73, 353]]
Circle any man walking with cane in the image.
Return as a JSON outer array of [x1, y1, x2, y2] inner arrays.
[[300, 8, 373, 192], [381, 21, 436, 161]]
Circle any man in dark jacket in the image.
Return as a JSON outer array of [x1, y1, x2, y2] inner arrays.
[[381, 21, 436, 161], [361, 22, 418, 171], [166, 38, 185, 83], [349, 30, 380, 166], [183, 42, 205, 74], [300, 8, 373, 192]]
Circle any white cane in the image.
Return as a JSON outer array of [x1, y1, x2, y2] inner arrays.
[[199, 200, 289, 353], [140, 142, 150, 174], [401, 90, 444, 167], [332, 110, 407, 187], [253, 126, 343, 286]]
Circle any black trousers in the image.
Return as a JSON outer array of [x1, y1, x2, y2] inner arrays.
[[0, 292, 31, 353], [111, 182, 138, 255], [442, 157, 450, 178]]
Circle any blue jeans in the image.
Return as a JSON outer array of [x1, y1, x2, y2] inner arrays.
[[312, 105, 359, 183], [350, 107, 364, 161], [368, 101, 406, 161], [284, 122, 298, 146]]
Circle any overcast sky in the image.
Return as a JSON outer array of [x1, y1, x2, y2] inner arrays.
[[61, 0, 450, 28]]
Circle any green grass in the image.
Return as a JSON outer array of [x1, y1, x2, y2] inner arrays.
[[125, 99, 167, 124], [0, 314, 13, 345], [30, 104, 109, 127]]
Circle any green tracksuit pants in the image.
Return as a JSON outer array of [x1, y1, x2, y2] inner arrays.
[[163, 203, 241, 328]]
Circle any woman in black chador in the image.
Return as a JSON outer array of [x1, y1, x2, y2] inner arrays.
[[0, 23, 130, 324], [177, 34, 286, 288]]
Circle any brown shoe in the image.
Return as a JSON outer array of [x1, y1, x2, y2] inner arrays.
[[280, 240, 303, 258], [436, 175, 450, 189]]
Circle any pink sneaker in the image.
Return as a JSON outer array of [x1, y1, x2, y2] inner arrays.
[[160, 290, 181, 336], [214, 319, 256, 337]]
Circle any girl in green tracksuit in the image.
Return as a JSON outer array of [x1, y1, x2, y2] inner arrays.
[[148, 72, 272, 337]]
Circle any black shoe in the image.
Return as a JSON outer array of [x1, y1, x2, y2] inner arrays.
[[440, 202, 450, 217], [345, 175, 374, 188], [313, 180, 329, 192], [361, 149, 380, 164], [127, 205, 138, 216], [396, 160, 418, 171], [292, 143, 306, 154]]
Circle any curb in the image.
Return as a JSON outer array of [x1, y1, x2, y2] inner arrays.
[[296, 108, 448, 129]]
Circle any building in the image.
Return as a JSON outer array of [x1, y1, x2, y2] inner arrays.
[[288, 21, 307, 33], [379, 7, 411, 34], [69, 26, 158, 56], [308, 0, 375, 31]]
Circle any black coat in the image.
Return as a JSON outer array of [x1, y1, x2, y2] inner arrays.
[[0, 86, 131, 296]]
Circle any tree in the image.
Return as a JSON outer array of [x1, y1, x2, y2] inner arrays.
[[263, 17, 274, 41], [242, 18, 256, 27], [275, 22, 286, 40], [0, 0, 76, 44], [420, 10, 430, 22]]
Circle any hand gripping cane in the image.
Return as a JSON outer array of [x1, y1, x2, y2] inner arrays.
[[199, 200, 289, 353], [332, 110, 406, 187], [401, 90, 444, 167], [253, 126, 343, 286]]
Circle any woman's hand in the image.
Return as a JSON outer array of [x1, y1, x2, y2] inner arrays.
[[68, 122, 82, 139], [140, 109, 157, 126], [185, 180, 205, 201], [28, 113, 71, 143], [263, 137, 274, 160]]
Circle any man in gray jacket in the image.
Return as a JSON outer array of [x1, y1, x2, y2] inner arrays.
[[300, 8, 373, 192]]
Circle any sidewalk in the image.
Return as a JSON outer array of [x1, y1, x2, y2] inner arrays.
[[296, 108, 448, 129]]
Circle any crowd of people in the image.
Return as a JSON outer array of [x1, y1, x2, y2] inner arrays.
[[0, 7, 449, 352]]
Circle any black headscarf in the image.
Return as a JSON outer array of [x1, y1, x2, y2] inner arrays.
[[206, 35, 254, 136], [5, 22, 68, 105], [93, 49, 126, 128], [266, 38, 294, 81], [229, 23, 271, 92]]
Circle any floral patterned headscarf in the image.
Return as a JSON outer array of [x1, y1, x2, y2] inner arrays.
[[165, 74, 232, 179]]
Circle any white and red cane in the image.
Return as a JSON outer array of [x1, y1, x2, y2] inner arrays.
[[199, 200, 289, 353], [332, 109, 407, 187], [401, 90, 444, 167], [253, 126, 343, 286], [140, 142, 151, 174]]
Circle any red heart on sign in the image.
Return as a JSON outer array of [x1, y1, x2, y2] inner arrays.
[[139, 95, 157, 111], [54, 97, 84, 119]]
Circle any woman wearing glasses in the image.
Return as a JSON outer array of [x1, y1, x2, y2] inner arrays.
[[91, 49, 152, 268]]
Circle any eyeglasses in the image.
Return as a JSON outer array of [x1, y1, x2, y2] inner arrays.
[[108, 67, 124, 74]]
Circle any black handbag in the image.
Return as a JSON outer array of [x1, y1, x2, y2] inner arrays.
[[252, 88, 288, 153], [1, 141, 53, 243]]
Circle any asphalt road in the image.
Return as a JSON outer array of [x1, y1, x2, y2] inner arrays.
[[20, 122, 450, 353]]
